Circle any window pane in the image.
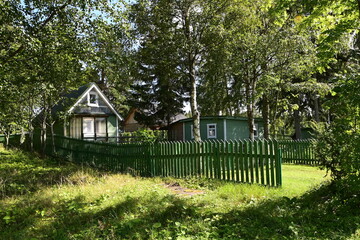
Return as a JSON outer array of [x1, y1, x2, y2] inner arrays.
[[71, 117, 82, 139], [89, 93, 98, 105], [95, 118, 106, 137], [90, 94, 97, 103], [83, 118, 94, 137], [208, 124, 216, 138]]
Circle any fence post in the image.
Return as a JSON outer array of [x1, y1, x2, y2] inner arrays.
[[147, 143, 155, 177], [275, 148, 282, 187]]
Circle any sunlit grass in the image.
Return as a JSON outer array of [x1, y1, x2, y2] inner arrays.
[[0, 148, 358, 240]]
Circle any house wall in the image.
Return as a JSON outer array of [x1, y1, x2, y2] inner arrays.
[[181, 118, 264, 141], [184, 119, 225, 141], [107, 115, 117, 143], [226, 119, 264, 140], [226, 119, 248, 140]]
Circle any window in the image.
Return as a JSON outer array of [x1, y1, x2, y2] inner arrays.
[[82, 117, 107, 140], [70, 117, 82, 139], [207, 124, 217, 139], [83, 117, 95, 138], [88, 93, 98, 106], [95, 117, 106, 138]]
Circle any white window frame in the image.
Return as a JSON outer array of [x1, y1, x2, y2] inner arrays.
[[207, 123, 217, 139], [88, 92, 99, 107]]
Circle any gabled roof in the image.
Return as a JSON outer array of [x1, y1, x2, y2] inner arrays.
[[52, 82, 123, 121]]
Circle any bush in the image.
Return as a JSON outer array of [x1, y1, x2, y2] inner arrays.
[[120, 129, 167, 143]]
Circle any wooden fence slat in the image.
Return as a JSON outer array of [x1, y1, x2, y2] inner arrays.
[[17, 134, 318, 187]]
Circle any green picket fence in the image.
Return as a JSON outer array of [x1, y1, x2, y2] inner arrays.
[[278, 140, 318, 165], [33, 135, 282, 187], [6, 134, 320, 186]]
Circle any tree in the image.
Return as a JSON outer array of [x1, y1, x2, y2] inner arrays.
[[290, 0, 360, 177], [203, 0, 318, 140], [128, 0, 186, 127], [129, 0, 228, 141], [0, 0, 129, 150]]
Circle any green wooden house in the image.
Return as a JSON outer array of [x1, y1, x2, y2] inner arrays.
[[168, 116, 264, 141], [50, 83, 123, 142]]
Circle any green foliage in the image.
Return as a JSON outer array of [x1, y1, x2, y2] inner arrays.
[[127, 0, 186, 126], [315, 53, 360, 179], [121, 129, 168, 143], [0, 0, 132, 146]]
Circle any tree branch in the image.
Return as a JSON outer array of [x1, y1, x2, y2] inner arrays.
[[3, 0, 72, 64]]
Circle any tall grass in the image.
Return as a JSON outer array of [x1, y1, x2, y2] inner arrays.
[[0, 148, 359, 240]]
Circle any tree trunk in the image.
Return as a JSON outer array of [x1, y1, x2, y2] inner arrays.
[[41, 103, 48, 156], [184, 4, 201, 141], [29, 129, 34, 151], [41, 120, 47, 155], [246, 80, 255, 140], [313, 95, 320, 122], [294, 97, 302, 140], [50, 121, 56, 154], [20, 127, 25, 146], [5, 133, 9, 150], [262, 94, 270, 139], [189, 60, 201, 141], [28, 118, 34, 151]]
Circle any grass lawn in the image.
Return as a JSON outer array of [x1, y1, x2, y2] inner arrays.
[[0, 148, 359, 240]]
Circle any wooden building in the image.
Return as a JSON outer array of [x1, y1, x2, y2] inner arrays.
[[168, 116, 264, 141], [50, 82, 123, 142]]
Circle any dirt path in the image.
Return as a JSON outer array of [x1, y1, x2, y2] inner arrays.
[[161, 183, 205, 197]]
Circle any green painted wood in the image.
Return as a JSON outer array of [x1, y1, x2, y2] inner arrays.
[[239, 140, 244, 182], [215, 141, 221, 179], [20, 135, 324, 187], [204, 141, 209, 178], [234, 141, 240, 182], [270, 140, 275, 187], [209, 141, 214, 178], [276, 147, 282, 186], [229, 141, 234, 181], [249, 141, 254, 183], [265, 140, 270, 186], [220, 141, 225, 180], [259, 140, 264, 185], [225, 141, 230, 180], [254, 141, 259, 184]]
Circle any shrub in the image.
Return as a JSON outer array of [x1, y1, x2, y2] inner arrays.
[[120, 129, 167, 143]]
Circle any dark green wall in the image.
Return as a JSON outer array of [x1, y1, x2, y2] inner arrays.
[[184, 119, 224, 141], [107, 115, 117, 142], [183, 118, 264, 141], [226, 119, 248, 140]]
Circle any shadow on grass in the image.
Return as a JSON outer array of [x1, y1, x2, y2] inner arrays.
[[0, 192, 195, 240], [2, 180, 360, 240], [212, 179, 360, 239], [0, 149, 102, 199], [1, 149, 359, 239]]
